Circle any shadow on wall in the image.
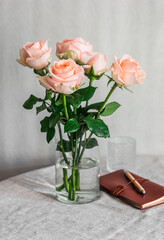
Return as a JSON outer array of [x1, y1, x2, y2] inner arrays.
[[0, 157, 56, 182]]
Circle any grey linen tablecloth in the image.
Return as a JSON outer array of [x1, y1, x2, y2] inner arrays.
[[0, 156, 164, 240]]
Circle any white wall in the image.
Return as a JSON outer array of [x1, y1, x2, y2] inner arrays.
[[0, 0, 164, 180]]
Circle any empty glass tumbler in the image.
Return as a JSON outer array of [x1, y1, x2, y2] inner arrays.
[[107, 136, 136, 172]]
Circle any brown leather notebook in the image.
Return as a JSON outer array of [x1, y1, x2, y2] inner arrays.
[[100, 170, 164, 209]]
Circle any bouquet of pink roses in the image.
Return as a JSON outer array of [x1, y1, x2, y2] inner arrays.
[[17, 38, 146, 203]]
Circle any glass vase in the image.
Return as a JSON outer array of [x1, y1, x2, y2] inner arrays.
[[55, 157, 100, 204]]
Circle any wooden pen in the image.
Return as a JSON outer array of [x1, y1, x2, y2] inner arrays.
[[124, 170, 146, 195]]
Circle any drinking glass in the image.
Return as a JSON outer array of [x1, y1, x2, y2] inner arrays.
[[107, 136, 136, 172]]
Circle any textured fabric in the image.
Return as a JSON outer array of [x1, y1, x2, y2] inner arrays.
[[0, 0, 164, 180], [0, 156, 164, 239]]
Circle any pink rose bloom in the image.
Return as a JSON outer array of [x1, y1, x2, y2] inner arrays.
[[38, 59, 84, 94], [111, 55, 146, 86], [56, 37, 93, 63], [18, 40, 52, 70], [83, 52, 110, 76]]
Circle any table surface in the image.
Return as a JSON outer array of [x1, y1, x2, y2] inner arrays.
[[0, 156, 164, 240]]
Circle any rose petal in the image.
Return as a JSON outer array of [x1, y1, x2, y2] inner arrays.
[[46, 59, 84, 94], [81, 52, 96, 64], [23, 42, 33, 50], [41, 40, 48, 51], [123, 72, 139, 86], [26, 48, 43, 58], [56, 38, 93, 61], [31, 41, 41, 49], [20, 48, 29, 64], [87, 53, 109, 75], [38, 76, 54, 91], [26, 48, 51, 69], [120, 54, 132, 63], [112, 70, 125, 85], [56, 42, 81, 59], [121, 61, 138, 74], [113, 57, 123, 76], [138, 67, 146, 79]]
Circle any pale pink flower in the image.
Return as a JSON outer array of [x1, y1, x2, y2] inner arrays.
[[56, 37, 93, 63], [111, 55, 146, 86], [38, 59, 84, 94], [83, 52, 110, 76], [17, 40, 52, 70]]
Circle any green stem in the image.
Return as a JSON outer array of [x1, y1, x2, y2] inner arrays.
[[89, 79, 93, 86], [72, 168, 76, 200], [63, 94, 69, 120], [71, 133, 78, 200], [77, 130, 83, 161], [70, 134, 74, 159], [75, 169, 80, 190], [86, 79, 93, 107], [62, 95, 77, 200], [73, 106, 77, 115], [57, 123, 69, 193], [56, 183, 65, 191], [57, 123, 69, 165], [78, 132, 93, 163], [63, 95, 75, 160], [73, 132, 78, 165], [63, 169, 69, 192], [56, 175, 72, 192], [69, 179, 72, 200], [78, 83, 117, 163], [66, 133, 74, 159], [97, 82, 117, 118]]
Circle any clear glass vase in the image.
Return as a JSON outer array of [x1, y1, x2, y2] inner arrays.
[[55, 157, 100, 204]]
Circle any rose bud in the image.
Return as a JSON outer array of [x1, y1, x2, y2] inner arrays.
[[83, 52, 110, 76]]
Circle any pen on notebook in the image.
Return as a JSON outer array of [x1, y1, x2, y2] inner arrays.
[[124, 170, 146, 195]]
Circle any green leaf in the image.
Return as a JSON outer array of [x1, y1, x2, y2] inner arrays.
[[40, 117, 49, 132], [124, 86, 133, 93], [23, 95, 42, 109], [64, 118, 80, 133], [67, 94, 84, 108], [49, 113, 60, 128], [101, 102, 121, 116], [86, 102, 104, 111], [36, 103, 46, 115], [46, 128, 55, 143], [66, 86, 96, 109], [75, 86, 96, 101], [56, 139, 71, 152], [81, 138, 98, 149], [83, 115, 110, 138]]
